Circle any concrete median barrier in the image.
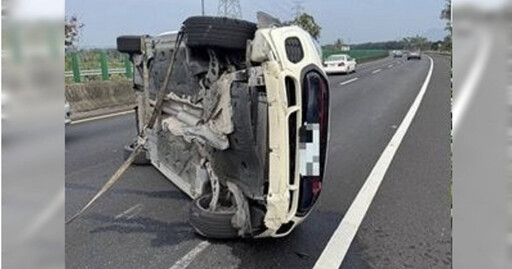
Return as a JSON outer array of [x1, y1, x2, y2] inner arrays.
[[65, 81, 136, 120]]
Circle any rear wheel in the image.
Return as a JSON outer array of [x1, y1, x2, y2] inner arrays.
[[189, 194, 239, 239], [183, 16, 257, 50]]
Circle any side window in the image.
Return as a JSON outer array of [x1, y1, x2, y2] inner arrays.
[[285, 37, 304, 64]]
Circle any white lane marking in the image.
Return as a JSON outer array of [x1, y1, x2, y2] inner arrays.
[[115, 203, 142, 219], [19, 186, 65, 241], [388, 64, 393, 68], [372, 69, 381, 74], [71, 110, 134, 125], [339, 77, 359, 86], [313, 56, 434, 269], [452, 32, 492, 135], [169, 241, 211, 269]]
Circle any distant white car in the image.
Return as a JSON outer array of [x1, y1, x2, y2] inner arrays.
[[65, 101, 71, 125], [323, 54, 356, 74], [407, 50, 422, 60], [1, 91, 9, 120], [392, 50, 403, 58]]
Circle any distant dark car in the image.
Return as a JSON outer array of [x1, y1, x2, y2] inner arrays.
[[392, 50, 403, 58], [407, 50, 422, 60]]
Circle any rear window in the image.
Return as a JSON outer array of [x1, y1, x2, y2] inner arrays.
[[326, 55, 346, 61]]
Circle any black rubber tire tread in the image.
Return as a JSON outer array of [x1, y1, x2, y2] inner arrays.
[[117, 35, 142, 54], [189, 194, 239, 239], [123, 144, 151, 165], [183, 16, 257, 49]]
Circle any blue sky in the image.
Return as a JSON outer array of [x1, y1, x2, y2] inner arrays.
[[66, 0, 448, 48]]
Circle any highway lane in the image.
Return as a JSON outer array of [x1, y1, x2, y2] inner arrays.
[[340, 55, 451, 268], [65, 54, 451, 269]]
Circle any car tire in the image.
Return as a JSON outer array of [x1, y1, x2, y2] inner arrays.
[[183, 16, 257, 50], [189, 194, 239, 239], [117, 35, 143, 54], [123, 143, 151, 165]]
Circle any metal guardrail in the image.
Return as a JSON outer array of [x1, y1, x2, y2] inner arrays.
[[424, 50, 452, 56], [66, 51, 133, 83], [65, 68, 127, 78]]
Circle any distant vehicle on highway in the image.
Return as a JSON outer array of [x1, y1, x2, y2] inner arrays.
[[2, 91, 9, 120], [323, 54, 357, 74], [116, 14, 330, 239], [407, 50, 422, 60], [65, 101, 71, 125], [392, 50, 403, 58]]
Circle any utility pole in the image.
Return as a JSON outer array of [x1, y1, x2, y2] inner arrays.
[[201, 0, 205, 15], [217, 0, 242, 19]]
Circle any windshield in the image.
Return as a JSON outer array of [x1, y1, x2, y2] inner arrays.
[[326, 55, 346, 61]]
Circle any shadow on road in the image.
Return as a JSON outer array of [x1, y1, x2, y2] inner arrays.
[[87, 213, 193, 248]]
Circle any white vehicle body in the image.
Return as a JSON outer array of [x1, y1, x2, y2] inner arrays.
[[119, 16, 330, 239], [249, 26, 328, 237], [323, 54, 357, 74]]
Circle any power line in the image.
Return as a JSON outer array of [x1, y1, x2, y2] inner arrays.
[[292, 0, 305, 18], [246, 0, 280, 20], [246, 0, 293, 21], [268, 0, 294, 20], [218, 0, 242, 19]]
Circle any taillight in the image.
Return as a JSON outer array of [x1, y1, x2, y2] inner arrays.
[[338, 62, 345, 67], [311, 178, 322, 196]]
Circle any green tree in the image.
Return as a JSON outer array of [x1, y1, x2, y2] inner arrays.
[[65, 16, 84, 50], [334, 39, 344, 50], [440, 0, 452, 52], [402, 35, 430, 50], [289, 13, 322, 40], [440, 0, 452, 33]]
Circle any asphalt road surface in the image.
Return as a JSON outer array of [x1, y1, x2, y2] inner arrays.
[[66, 54, 452, 269]]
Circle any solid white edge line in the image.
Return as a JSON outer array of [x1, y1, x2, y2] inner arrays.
[[19, 187, 65, 242], [452, 32, 492, 136], [70, 110, 134, 125], [169, 241, 211, 269], [313, 56, 434, 269], [372, 69, 381, 74], [339, 77, 359, 86]]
